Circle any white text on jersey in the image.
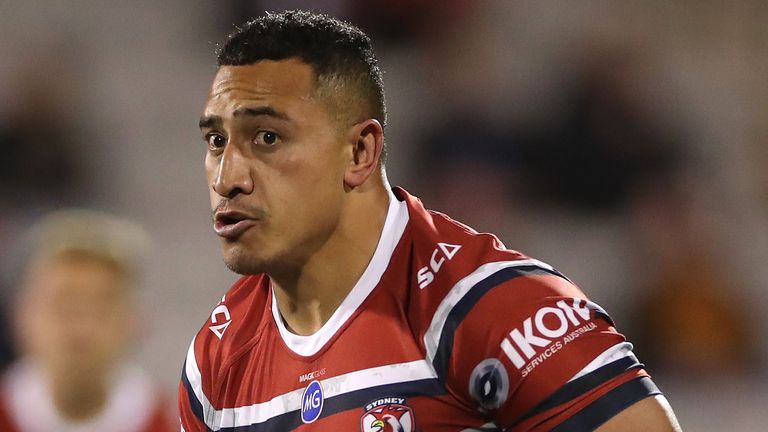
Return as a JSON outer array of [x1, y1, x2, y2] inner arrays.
[[209, 295, 232, 339], [417, 242, 462, 289], [299, 368, 327, 383], [500, 298, 592, 369]]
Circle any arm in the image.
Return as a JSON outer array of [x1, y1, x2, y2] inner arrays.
[[596, 395, 681, 432], [433, 261, 677, 430]]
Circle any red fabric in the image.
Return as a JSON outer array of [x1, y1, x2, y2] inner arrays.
[[179, 188, 653, 431]]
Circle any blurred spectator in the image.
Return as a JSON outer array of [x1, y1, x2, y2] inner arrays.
[[0, 44, 91, 375], [629, 180, 757, 378], [0, 309, 13, 371], [349, 0, 476, 44], [0, 210, 175, 432], [414, 113, 521, 236], [0, 55, 84, 205], [416, 43, 686, 223], [514, 44, 684, 212], [225, 0, 477, 46]]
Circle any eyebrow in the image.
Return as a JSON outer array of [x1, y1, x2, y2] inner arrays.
[[199, 106, 291, 130]]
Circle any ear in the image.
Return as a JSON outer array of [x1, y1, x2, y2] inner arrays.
[[344, 119, 384, 189]]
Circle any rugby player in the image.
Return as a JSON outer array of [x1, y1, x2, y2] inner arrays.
[[180, 10, 681, 431]]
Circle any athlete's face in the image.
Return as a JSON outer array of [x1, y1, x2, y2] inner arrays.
[[201, 59, 350, 274]]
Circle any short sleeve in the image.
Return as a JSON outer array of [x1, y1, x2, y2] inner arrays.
[[429, 261, 659, 431]]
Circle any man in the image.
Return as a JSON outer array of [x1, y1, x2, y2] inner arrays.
[[180, 10, 681, 431], [0, 210, 175, 432]]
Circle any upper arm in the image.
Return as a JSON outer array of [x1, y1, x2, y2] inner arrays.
[[434, 262, 666, 430], [596, 395, 681, 432]]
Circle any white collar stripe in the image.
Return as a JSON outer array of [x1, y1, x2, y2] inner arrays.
[[186, 359, 436, 430], [272, 190, 409, 357]]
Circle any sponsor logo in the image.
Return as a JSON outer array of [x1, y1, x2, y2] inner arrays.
[[299, 368, 327, 383], [301, 380, 324, 424], [468, 359, 509, 411], [500, 298, 597, 376], [209, 295, 232, 339], [361, 397, 414, 432], [417, 242, 462, 289]]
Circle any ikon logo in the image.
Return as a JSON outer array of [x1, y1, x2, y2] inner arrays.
[[209, 295, 232, 339], [500, 298, 592, 369], [417, 242, 462, 289]]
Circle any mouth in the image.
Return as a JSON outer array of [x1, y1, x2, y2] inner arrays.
[[213, 210, 257, 240]]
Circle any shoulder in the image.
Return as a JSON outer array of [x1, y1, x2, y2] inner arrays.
[[400, 189, 656, 428], [409, 205, 589, 375], [401, 188, 549, 332]]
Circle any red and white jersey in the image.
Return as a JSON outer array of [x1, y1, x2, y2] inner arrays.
[[180, 188, 659, 432], [0, 360, 176, 432]]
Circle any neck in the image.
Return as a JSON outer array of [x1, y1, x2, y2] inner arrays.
[[270, 182, 390, 336], [47, 366, 110, 421]]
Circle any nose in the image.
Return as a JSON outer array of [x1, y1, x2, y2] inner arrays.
[[212, 143, 254, 198]]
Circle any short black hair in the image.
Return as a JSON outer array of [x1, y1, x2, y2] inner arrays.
[[218, 10, 387, 130]]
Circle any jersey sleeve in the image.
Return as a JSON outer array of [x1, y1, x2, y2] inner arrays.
[[429, 261, 660, 431]]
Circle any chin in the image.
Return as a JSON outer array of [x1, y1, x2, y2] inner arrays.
[[222, 244, 270, 275], [224, 259, 258, 275]]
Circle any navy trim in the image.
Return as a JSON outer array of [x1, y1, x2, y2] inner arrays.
[[551, 376, 661, 432], [512, 356, 642, 426], [221, 378, 444, 432], [181, 360, 211, 431], [324, 377, 444, 416], [432, 264, 569, 380]]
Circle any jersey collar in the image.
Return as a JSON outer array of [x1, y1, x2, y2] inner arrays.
[[271, 188, 409, 357]]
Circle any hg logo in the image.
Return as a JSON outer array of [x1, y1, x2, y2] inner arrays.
[[301, 380, 324, 424]]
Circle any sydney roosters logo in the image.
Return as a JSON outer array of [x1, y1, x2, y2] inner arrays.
[[361, 397, 414, 432]]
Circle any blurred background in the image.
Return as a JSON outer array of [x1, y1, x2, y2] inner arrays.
[[0, 0, 766, 430]]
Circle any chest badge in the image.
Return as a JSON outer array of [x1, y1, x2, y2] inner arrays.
[[301, 380, 324, 423], [361, 397, 414, 432]]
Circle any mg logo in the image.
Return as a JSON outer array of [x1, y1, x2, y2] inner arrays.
[[301, 380, 324, 423]]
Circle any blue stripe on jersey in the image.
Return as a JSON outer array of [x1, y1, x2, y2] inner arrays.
[[431, 264, 570, 381], [181, 360, 211, 431], [550, 376, 661, 432], [220, 378, 445, 432], [511, 356, 643, 427]]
